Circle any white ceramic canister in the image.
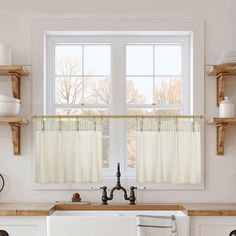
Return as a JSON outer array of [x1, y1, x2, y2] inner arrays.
[[0, 44, 12, 65], [219, 97, 235, 118]]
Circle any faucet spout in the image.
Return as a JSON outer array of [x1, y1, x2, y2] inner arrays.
[[100, 163, 137, 205]]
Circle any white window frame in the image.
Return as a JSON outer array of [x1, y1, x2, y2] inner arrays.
[[32, 19, 204, 190]]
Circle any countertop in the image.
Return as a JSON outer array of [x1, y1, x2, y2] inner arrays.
[[1, 203, 236, 216], [0, 203, 55, 216]]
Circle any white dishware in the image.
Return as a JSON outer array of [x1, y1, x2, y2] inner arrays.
[[219, 97, 235, 118], [0, 101, 20, 116], [220, 50, 236, 59], [217, 50, 236, 65], [0, 44, 12, 65], [0, 95, 20, 103], [217, 61, 236, 66]]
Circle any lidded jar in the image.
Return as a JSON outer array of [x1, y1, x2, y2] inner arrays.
[[0, 45, 12, 65], [219, 97, 235, 118]]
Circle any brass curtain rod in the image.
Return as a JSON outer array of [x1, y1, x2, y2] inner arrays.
[[32, 115, 206, 119]]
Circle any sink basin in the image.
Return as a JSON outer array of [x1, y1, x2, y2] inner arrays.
[[51, 210, 186, 216], [48, 210, 190, 236]]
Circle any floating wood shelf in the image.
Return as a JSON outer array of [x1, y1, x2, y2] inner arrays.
[[0, 65, 30, 156], [209, 117, 236, 156], [0, 65, 29, 99], [208, 65, 236, 155], [0, 117, 29, 156], [208, 65, 236, 106]]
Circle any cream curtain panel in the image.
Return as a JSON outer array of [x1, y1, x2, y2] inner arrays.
[[136, 118, 202, 184], [34, 119, 103, 183]]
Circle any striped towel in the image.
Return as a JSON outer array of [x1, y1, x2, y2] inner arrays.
[[136, 215, 177, 236]]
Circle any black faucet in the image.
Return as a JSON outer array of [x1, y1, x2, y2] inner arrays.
[[100, 163, 137, 205]]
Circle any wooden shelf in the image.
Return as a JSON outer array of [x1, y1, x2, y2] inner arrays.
[[0, 66, 30, 156], [0, 65, 29, 99], [208, 64, 236, 106], [209, 117, 236, 156], [208, 64, 236, 76], [0, 117, 29, 156], [209, 117, 236, 124], [0, 117, 29, 125], [0, 65, 29, 76]]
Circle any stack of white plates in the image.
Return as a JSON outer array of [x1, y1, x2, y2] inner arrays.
[[217, 51, 236, 65], [0, 95, 20, 116]]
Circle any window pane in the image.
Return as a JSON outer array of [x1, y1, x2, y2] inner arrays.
[[84, 77, 111, 104], [55, 77, 82, 104], [155, 45, 182, 75], [127, 137, 136, 168], [55, 45, 82, 75], [127, 108, 157, 136], [82, 109, 109, 136], [56, 108, 110, 168], [127, 108, 181, 135], [56, 108, 83, 115], [155, 108, 180, 116], [126, 77, 153, 104], [126, 108, 180, 168], [126, 45, 153, 75], [84, 45, 111, 75], [103, 137, 110, 168], [56, 108, 109, 115], [154, 77, 182, 104]]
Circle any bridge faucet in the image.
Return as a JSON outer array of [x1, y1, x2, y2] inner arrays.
[[100, 163, 137, 205]]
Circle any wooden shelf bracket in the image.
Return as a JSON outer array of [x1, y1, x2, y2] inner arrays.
[[208, 65, 236, 106], [9, 123, 21, 155], [216, 73, 225, 106], [11, 73, 21, 99], [216, 123, 228, 155], [0, 65, 29, 100], [0, 66, 29, 156]]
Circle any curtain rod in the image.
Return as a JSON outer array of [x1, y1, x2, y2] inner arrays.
[[32, 115, 206, 119]]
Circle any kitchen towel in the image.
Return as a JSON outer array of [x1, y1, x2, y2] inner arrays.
[[137, 215, 177, 236]]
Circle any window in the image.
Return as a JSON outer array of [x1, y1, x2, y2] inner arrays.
[[46, 34, 191, 180], [126, 43, 188, 169], [47, 43, 111, 168]]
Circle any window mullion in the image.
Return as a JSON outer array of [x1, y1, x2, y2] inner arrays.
[[81, 45, 85, 106], [153, 44, 156, 106], [111, 39, 126, 174]]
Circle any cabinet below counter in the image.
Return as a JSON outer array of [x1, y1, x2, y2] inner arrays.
[[191, 216, 236, 236]]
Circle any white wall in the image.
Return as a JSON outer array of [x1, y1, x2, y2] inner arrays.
[[0, 0, 236, 204]]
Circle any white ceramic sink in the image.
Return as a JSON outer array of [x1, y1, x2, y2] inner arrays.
[[48, 210, 190, 236]]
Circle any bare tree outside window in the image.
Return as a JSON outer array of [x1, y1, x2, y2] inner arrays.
[[155, 77, 181, 104], [56, 57, 181, 169]]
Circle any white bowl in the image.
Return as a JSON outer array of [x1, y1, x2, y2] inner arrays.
[[0, 95, 20, 103], [220, 50, 236, 59], [0, 102, 20, 116], [217, 58, 236, 65]]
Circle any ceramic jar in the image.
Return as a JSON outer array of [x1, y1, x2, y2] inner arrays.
[[0, 44, 12, 65], [219, 97, 235, 118]]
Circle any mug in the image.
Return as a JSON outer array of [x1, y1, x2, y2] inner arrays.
[[0, 174, 4, 192]]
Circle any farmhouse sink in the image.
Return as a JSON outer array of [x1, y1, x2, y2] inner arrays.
[[47, 210, 190, 236]]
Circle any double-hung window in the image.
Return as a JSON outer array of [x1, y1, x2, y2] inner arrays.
[[46, 33, 191, 182]]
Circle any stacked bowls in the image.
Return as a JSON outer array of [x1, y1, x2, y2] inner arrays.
[[0, 95, 20, 116], [217, 51, 236, 65]]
